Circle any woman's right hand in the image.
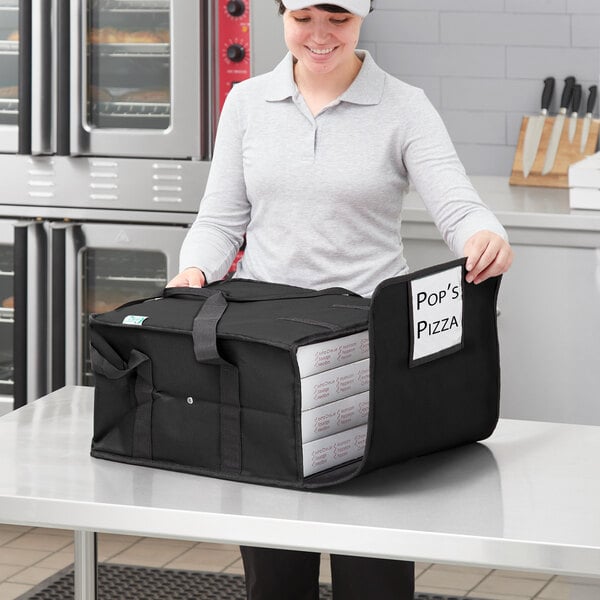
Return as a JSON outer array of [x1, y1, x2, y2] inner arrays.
[[166, 267, 206, 288]]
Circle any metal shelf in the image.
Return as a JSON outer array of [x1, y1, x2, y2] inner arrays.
[[0, 40, 18, 54], [0, 307, 14, 321], [95, 275, 166, 283], [92, 42, 169, 57], [94, 0, 169, 14], [92, 100, 169, 118], [0, 99, 18, 116]]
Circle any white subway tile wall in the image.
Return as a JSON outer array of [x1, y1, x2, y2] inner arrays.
[[360, 0, 600, 175]]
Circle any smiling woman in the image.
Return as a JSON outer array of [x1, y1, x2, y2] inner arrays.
[[168, 0, 513, 597], [282, 7, 364, 113]]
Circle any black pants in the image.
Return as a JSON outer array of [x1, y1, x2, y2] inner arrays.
[[240, 546, 415, 600]]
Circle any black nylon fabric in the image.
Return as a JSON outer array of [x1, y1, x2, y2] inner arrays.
[[89, 263, 501, 489], [90, 280, 370, 488], [359, 259, 501, 476]]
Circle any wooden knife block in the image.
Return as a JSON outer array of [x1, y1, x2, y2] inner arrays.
[[509, 116, 600, 188]]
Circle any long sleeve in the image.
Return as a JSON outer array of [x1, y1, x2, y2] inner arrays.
[[401, 89, 507, 255], [178, 87, 251, 283]]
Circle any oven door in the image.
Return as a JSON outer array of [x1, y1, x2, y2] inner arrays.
[[0, 0, 19, 154], [0, 219, 16, 415], [60, 221, 188, 386], [69, 0, 207, 160]]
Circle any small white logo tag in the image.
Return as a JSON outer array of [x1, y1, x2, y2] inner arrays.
[[122, 315, 148, 326], [410, 265, 463, 364]]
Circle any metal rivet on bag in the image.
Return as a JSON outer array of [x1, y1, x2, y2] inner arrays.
[[186, 397, 194, 405]]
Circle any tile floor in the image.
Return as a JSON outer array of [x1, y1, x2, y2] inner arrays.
[[0, 524, 595, 600]]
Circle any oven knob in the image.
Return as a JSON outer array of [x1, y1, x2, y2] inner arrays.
[[227, 43, 246, 62], [226, 0, 245, 17]]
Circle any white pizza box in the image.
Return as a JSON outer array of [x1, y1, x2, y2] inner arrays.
[[301, 390, 370, 444], [569, 154, 600, 210], [569, 153, 600, 188], [302, 424, 368, 477], [569, 186, 600, 210], [300, 358, 370, 411], [296, 330, 369, 377]]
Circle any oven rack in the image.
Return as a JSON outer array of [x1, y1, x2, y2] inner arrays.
[[0, 307, 13, 324], [98, 0, 170, 13], [0, 99, 18, 116], [95, 275, 166, 283], [92, 43, 169, 57], [92, 100, 169, 118], [0, 40, 18, 54]]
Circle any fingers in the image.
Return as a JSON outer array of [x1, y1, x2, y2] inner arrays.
[[464, 232, 514, 285], [166, 267, 206, 288]]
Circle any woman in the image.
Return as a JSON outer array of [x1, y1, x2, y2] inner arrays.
[[168, 1, 513, 598]]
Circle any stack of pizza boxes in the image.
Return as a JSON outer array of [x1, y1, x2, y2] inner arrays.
[[296, 332, 370, 476]]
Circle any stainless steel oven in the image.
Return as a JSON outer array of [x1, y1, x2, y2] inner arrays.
[[0, 0, 285, 409], [71, 0, 207, 159]]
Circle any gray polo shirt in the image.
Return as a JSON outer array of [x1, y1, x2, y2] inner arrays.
[[180, 50, 507, 297]]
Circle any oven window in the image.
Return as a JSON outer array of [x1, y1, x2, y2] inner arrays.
[[87, 0, 171, 130], [0, 0, 19, 127], [81, 247, 167, 386], [0, 243, 14, 404]]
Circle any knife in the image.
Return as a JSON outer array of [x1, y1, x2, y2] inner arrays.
[[522, 77, 555, 178], [580, 85, 598, 153], [542, 76, 576, 175], [568, 84, 582, 143]]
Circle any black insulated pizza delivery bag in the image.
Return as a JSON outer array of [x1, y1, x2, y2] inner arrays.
[[89, 258, 501, 489]]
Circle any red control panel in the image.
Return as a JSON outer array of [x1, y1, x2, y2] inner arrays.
[[217, 0, 251, 112]]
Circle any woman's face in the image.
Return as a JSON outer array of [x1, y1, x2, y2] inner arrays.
[[283, 7, 363, 76]]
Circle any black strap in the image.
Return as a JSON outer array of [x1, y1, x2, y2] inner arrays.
[[131, 351, 154, 461], [189, 291, 242, 474], [163, 284, 360, 303], [90, 346, 153, 460], [90, 344, 146, 379], [192, 292, 228, 363], [220, 363, 241, 472]]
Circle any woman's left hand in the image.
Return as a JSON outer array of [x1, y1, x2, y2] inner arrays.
[[463, 230, 514, 284]]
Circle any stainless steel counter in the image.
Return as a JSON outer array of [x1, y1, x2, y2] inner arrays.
[[403, 176, 600, 235], [1, 386, 600, 594]]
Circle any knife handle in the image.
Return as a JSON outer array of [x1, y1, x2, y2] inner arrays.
[[571, 84, 582, 114], [560, 76, 576, 110], [587, 85, 598, 115], [541, 77, 555, 111]]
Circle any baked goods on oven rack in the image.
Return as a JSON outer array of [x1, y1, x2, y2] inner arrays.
[[88, 28, 170, 44]]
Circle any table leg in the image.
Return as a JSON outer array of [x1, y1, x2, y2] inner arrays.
[[74, 531, 97, 600]]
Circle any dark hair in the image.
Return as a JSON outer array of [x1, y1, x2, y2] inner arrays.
[[275, 1, 374, 16]]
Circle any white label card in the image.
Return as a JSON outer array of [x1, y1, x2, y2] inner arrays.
[[410, 265, 463, 365], [122, 315, 148, 326]]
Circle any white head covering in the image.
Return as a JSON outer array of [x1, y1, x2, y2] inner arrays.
[[281, 0, 370, 18]]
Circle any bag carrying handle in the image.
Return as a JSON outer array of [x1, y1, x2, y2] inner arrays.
[[163, 283, 361, 303], [191, 291, 228, 363], [187, 290, 242, 474]]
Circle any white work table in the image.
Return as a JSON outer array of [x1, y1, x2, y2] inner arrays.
[[1, 386, 600, 599]]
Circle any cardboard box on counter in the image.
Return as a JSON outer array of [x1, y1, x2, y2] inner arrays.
[[300, 358, 370, 411], [301, 390, 370, 444], [296, 330, 370, 377], [569, 152, 600, 210], [302, 424, 368, 477]]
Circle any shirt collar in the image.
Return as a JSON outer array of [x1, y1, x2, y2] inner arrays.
[[265, 50, 385, 106]]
